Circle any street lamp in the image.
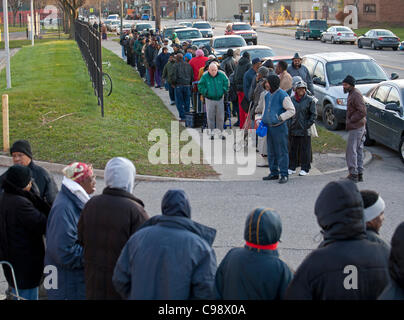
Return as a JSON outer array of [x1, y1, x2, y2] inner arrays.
[[2, 0, 11, 88]]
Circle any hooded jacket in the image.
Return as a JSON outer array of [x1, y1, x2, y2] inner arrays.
[[198, 70, 229, 101], [289, 93, 317, 136], [220, 55, 236, 78], [190, 55, 208, 81], [234, 56, 252, 91], [379, 222, 404, 300], [112, 189, 217, 300], [215, 208, 293, 300], [285, 180, 389, 300], [78, 157, 149, 300]]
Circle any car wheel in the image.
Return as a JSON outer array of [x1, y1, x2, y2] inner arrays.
[[364, 125, 375, 146], [358, 40, 363, 48], [399, 136, 404, 164], [351, 41, 355, 45], [295, 33, 300, 40], [322, 104, 341, 131], [393, 46, 398, 51], [371, 41, 377, 50], [320, 36, 325, 43], [305, 34, 309, 40], [331, 37, 336, 44], [252, 39, 257, 45]]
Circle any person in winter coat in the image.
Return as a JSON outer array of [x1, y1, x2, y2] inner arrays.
[[256, 80, 270, 158], [244, 58, 262, 103], [172, 53, 194, 121], [189, 49, 208, 82], [0, 140, 58, 205], [44, 162, 96, 300], [287, 53, 314, 94], [378, 222, 404, 300], [233, 52, 252, 129], [285, 179, 390, 300], [155, 46, 170, 88], [0, 165, 51, 300], [145, 39, 158, 87], [288, 80, 316, 177], [360, 190, 390, 255], [215, 208, 293, 300], [262, 75, 295, 184], [112, 189, 217, 300], [220, 49, 236, 78], [78, 157, 149, 300], [251, 66, 269, 116], [162, 53, 177, 105], [276, 60, 293, 94], [198, 62, 229, 139]]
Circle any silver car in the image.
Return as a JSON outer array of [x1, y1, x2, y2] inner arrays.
[[320, 26, 357, 44], [302, 52, 398, 130]]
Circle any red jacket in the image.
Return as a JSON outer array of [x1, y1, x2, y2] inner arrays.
[[190, 56, 208, 82]]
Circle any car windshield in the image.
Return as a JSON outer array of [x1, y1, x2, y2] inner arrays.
[[192, 39, 212, 47], [310, 21, 327, 27], [242, 48, 275, 60], [193, 23, 211, 29], [137, 24, 152, 31], [232, 24, 252, 31], [176, 30, 202, 40], [376, 30, 394, 36], [336, 27, 351, 32], [213, 37, 246, 48], [326, 60, 387, 86], [180, 22, 192, 27]]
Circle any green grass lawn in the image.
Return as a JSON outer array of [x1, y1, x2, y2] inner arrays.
[[0, 38, 70, 49], [0, 40, 217, 178], [0, 25, 27, 33], [312, 125, 346, 154], [354, 26, 404, 39]]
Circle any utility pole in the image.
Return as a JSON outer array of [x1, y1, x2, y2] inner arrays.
[[120, 0, 123, 34], [155, 0, 161, 32], [249, 0, 253, 26], [174, 0, 177, 21], [2, 0, 12, 88], [30, 0, 34, 45]]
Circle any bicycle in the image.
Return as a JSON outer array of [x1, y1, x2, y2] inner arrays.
[[102, 61, 113, 97]]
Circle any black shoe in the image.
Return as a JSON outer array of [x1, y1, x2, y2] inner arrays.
[[234, 121, 240, 127], [358, 173, 363, 182], [263, 175, 279, 181], [279, 176, 288, 184], [210, 135, 214, 140], [346, 174, 359, 183]]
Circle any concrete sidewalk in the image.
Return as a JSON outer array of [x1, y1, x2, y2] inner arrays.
[[102, 39, 371, 181]]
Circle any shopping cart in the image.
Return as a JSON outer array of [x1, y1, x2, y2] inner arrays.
[[0, 261, 24, 300], [233, 101, 254, 152]]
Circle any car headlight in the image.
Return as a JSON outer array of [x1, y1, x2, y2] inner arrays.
[[336, 98, 347, 106]]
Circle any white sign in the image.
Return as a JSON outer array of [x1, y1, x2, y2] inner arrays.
[[255, 13, 261, 22]]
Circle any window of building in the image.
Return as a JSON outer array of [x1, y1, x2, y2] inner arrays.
[[364, 4, 376, 14]]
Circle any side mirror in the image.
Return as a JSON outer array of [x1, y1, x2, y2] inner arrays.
[[385, 103, 403, 116], [391, 73, 399, 80], [313, 76, 326, 86]]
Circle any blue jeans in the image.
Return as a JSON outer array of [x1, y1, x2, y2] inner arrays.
[[11, 287, 38, 300], [145, 68, 150, 85], [165, 83, 176, 103], [175, 85, 191, 120], [121, 45, 126, 59], [266, 124, 289, 177]]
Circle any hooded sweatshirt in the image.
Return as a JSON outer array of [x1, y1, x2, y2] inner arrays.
[[112, 189, 217, 300], [378, 222, 404, 300], [77, 157, 149, 300], [285, 180, 389, 300], [234, 56, 252, 91], [215, 208, 293, 300]]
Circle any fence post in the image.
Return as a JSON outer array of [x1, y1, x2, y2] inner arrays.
[[2, 94, 10, 152]]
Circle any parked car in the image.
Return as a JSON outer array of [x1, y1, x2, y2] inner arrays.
[[363, 79, 404, 163], [211, 35, 247, 60], [192, 21, 214, 38], [162, 25, 186, 40], [302, 52, 398, 130], [134, 22, 153, 33], [106, 14, 119, 21], [225, 22, 258, 45], [179, 22, 193, 28], [295, 19, 327, 40], [174, 28, 203, 42], [357, 29, 401, 50], [263, 55, 294, 68], [400, 41, 404, 50], [108, 20, 121, 32], [117, 23, 134, 35], [190, 38, 212, 48], [237, 45, 276, 61], [320, 26, 357, 44]]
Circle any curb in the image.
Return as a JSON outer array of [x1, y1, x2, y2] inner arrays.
[[320, 148, 373, 175]]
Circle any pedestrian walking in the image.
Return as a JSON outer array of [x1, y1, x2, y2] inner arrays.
[[233, 52, 252, 129], [101, 24, 107, 40], [112, 189, 217, 300], [215, 208, 293, 300], [44, 162, 96, 300], [378, 222, 404, 300], [78, 157, 149, 300], [0, 140, 58, 205], [288, 81, 316, 177], [0, 165, 51, 300], [343, 75, 367, 183], [198, 62, 229, 139], [287, 53, 314, 94], [285, 180, 389, 300], [172, 53, 194, 121], [276, 60, 293, 94], [262, 75, 295, 184], [360, 190, 390, 254]]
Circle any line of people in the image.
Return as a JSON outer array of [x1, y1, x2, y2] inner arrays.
[[0, 141, 402, 300]]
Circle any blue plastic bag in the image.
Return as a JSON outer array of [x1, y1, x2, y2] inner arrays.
[[256, 121, 267, 137]]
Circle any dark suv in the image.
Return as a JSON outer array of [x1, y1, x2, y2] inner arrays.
[[295, 19, 328, 40]]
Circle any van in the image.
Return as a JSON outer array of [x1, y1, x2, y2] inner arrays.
[[107, 14, 119, 21], [295, 19, 327, 40]]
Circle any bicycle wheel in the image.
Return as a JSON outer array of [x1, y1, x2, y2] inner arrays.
[[102, 72, 112, 96]]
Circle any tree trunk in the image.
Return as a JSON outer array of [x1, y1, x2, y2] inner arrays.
[[69, 8, 78, 39]]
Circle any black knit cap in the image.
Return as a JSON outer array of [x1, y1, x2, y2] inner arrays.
[[267, 74, 280, 93], [5, 164, 32, 189], [10, 140, 33, 159], [343, 75, 356, 87]]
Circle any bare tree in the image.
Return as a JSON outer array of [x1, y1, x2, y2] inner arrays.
[[8, 0, 25, 27], [56, 0, 86, 38]]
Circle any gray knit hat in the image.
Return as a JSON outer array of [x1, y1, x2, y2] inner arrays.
[[258, 66, 269, 78]]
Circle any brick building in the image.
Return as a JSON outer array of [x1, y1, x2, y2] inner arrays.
[[345, 0, 404, 26]]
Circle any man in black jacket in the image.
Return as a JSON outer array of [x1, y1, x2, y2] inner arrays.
[[0, 140, 58, 205], [145, 38, 158, 87], [285, 179, 389, 300]]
